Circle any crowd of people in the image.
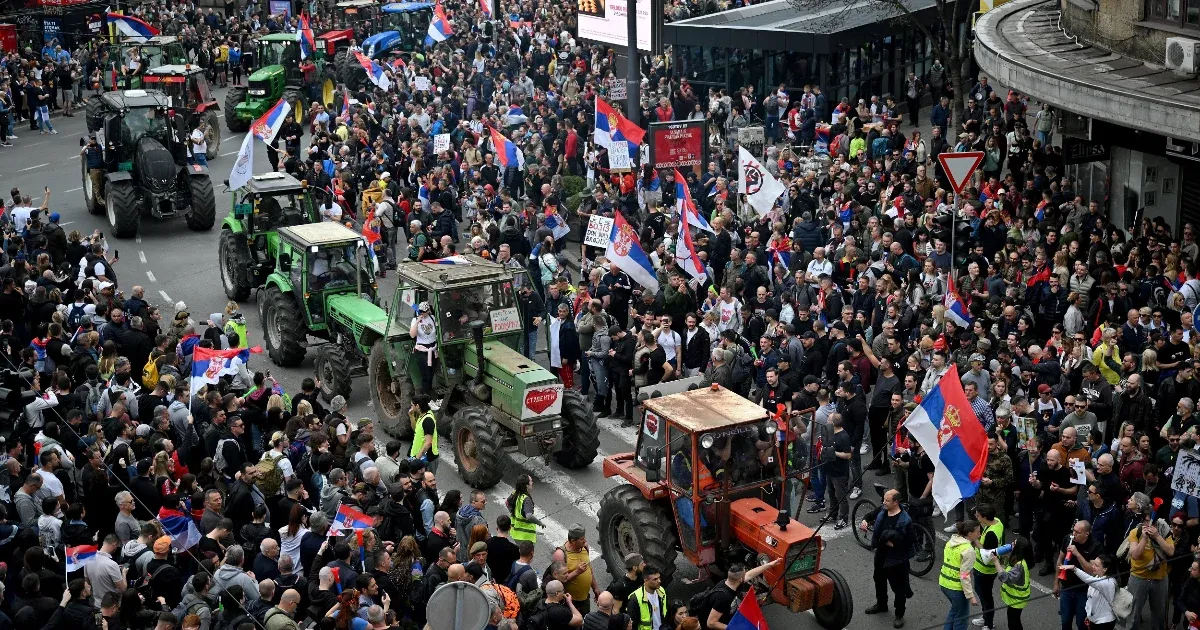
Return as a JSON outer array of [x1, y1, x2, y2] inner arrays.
[[4, 0, 1200, 628]]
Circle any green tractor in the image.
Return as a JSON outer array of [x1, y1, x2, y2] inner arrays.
[[219, 172, 321, 301], [365, 257, 601, 489], [111, 36, 189, 90], [224, 34, 312, 133]]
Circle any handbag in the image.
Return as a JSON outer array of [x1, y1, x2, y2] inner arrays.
[[1109, 586, 1134, 622]]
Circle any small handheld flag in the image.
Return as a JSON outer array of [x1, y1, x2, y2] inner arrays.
[[726, 587, 769, 630], [425, 3, 453, 47], [334, 504, 378, 530], [353, 51, 392, 91], [65, 545, 98, 572], [159, 506, 202, 551], [251, 98, 292, 144]]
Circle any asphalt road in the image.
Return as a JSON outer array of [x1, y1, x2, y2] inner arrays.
[[4, 88, 1069, 630]]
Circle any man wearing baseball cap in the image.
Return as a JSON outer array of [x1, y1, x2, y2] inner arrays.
[[557, 525, 600, 613]]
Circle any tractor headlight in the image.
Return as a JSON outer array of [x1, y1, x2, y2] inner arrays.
[[700, 434, 714, 449], [765, 420, 778, 434], [249, 89, 266, 96], [552, 420, 562, 428]]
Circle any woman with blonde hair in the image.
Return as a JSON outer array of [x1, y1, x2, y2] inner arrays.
[[151, 450, 176, 497], [1140, 348, 1159, 385], [1093, 327, 1121, 385], [98, 339, 119, 380], [1052, 249, 1071, 286]]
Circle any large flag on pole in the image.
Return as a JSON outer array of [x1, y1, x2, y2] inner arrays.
[[353, 51, 392, 90], [943, 276, 973, 328], [594, 98, 644, 160], [674, 170, 713, 233], [298, 14, 316, 60], [738, 146, 786, 216], [228, 132, 255, 191], [190, 346, 262, 397], [901, 366, 989, 515], [251, 97, 292, 144], [675, 198, 708, 283], [605, 211, 659, 295], [107, 13, 159, 41], [487, 126, 525, 171], [425, 3, 453, 47]]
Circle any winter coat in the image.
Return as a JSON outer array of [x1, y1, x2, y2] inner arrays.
[[454, 504, 486, 562]]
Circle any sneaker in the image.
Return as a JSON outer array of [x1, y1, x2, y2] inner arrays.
[[8, 134, 16, 139], [893, 618, 905, 628], [849, 487, 861, 500], [859, 443, 869, 454], [943, 523, 957, 533], [834, 519, 848, 530], [933, 506, 942, 518], [806, 503, 826, 514], [1, 142, 11, 147], [50, 130, 58, 134], [971, 620, 986, 627], [864, 605, 888, 615]]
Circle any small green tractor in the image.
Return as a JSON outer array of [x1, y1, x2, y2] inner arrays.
[[225, 34, 316, 132], [110, 36, 189, 90], [257, 246, 600, 489], [219, 172, 321, 301]]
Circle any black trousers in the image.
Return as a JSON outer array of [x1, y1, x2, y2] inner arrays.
[[874, 560, 911, 617], [974, 570, 997, 627], [867, 405, 890, 469], [907, 97, 921, 125], [1007, 607, 1024, 630]]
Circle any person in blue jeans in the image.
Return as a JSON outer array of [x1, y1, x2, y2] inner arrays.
[[940, 519, 981, 630]]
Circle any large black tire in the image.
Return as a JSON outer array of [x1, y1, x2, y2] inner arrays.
[[85, 98, 105, 133], [316, 344, 353, 403], [452, 405, 505, 489], [224, 87, 249, 132], [553, 388, 600, 469], [598, 485, 679, 586], [282, 87, 305, 124], [369, 340, 414, 438], [81, 158, 102, 215], [219, 229, 252, 301], [204, 109, 221, 160], [812, 568, 853, 629], [106, 181, 139, 238], [336, 51, 357, 91], [261, 285, 307, 367], [187, 175, 217, 231]]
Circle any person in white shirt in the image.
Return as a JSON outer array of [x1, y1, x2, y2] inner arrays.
[[319, 198, 343, 222], [655, 315, 682, 374], [189, 127, 208, 166], [716, 287, 742, 333], [805, 247, 833, 285]]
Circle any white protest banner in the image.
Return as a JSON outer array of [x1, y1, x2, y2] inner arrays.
[[584, 215, 615, 248], [414, 76, 431, 91], [434, 133, 451, 153], [608, 141, 633, 171], [490, 307, 521, 333], [1173, 449, 1200, 498]]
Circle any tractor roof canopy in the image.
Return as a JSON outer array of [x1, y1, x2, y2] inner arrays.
[[259, 33, 301, 43], [381, 2, 435, 11], [395, 255, 513, 290], [245, 172, 310, 194], [645, 387, 768, 433], [280, 222, 363, 248], [119, 35, 180, 45], [144, 65, 205, 77], [99, 89, 171, 111]]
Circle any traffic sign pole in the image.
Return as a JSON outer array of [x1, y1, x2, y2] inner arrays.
[[937, 151, 984, 279]]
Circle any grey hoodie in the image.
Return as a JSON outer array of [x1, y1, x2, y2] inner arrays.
[[320, 482, 349, 520], [213, 563, 260, 604], [173, 592, 217, 630], [169, 399, 200, 455]]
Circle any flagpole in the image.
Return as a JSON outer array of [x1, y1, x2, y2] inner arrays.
[[624, 0, 639, 122]]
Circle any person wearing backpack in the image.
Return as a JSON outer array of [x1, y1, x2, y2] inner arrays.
[[528, 580, 582, 630], [175, 573, 218, 630], [692, 560, 779, 630], [257, 431, 295, 499], [213, 416, 248, 483]]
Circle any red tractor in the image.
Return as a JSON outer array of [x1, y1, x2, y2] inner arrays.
[[141, 65, 221, 161], [597, 386, 853, 629]]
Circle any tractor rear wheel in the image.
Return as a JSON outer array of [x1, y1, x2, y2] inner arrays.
[[336, 51, 358, 91], [812, 568, 854, 629], [186, 175, 217, 231], [452, 405, 504, 489], [316, 344, 353, 403], [106, 181, 139, 238], [261, 285, 307, 367], [553, 389, 600, 469], [81, 158, 102, 215], [283, 87, 306, 124], [85, 98, 105, 133], [369, 340, 414, 438], [204, 110, 221, 160], [224, 87, 249, 132], [598, 485, 679, 585], [219, 229, 252, 301]]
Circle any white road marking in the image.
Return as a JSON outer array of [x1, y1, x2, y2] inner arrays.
[[222, 135, 241, 143], [20, 163, 48, 171], [138, 251, 147, 264], [221, 150, 239, 156], [438, 453, 600, 560], [64, 187, 82, 193], [159, 290, 172, 303], [596, 415, 639, 446], [146, 270, 156, 282], [60, 221, 74, 226]]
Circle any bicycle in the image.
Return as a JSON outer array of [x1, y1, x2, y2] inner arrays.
[[851, 482, 937, 577]]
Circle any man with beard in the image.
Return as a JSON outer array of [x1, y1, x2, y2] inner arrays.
[[1030, 449, 1077, 575]]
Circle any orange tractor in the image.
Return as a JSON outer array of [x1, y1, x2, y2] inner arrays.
[[597, 386, 853, 629]]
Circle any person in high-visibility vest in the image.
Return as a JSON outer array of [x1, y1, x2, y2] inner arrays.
[[506, 474, 544, 544], [971, 504, 1004, 630], [939, 519, 981, 630], [992, 536, 1033, 630], [409, 394, 439, 473], [627, 565, 667, 630]]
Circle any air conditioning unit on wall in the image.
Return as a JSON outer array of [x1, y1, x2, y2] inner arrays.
[[1166, 37, 1200, 75]]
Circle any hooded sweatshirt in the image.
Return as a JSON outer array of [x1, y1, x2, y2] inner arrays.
[[945, 533, 976, 598], [173, 591, 218, 630], [320, 482, 349, 520], [213, 563, 260, 604], [455, 504, 486, 561]]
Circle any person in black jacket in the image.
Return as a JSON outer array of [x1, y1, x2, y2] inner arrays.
[[549, 303, 580, 384], [681, 313, 710, 378], [46, 578, 101, 630], [608, 326, 635, 425], [518, 285, 545, 360]]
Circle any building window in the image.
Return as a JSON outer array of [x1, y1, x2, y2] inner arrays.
[[1145, 0, 1200, 27]]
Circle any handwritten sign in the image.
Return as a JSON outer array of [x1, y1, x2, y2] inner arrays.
[[433, 133, 450, 154], [608, 141, 633, 171], [584, 215, 614, 248], [609, 80, 627, 100], [489, 307, 520, 333], [414, 76, 430, 92], [1172, 449, 1200, 498]]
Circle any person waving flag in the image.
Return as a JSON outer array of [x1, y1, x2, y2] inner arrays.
[[900, 367, 989, 516]]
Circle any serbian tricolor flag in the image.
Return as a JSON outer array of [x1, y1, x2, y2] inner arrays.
[[505, 104, 528, 127], [488, 126, 525, 170], [726, 587, 769, 630], [107, 13, 159, 41], [594, 98, 644, 159], [675, 196, 707, 283], [341, 89, 351, 119], [190, 346, 262, 397], [251, 97, 291, 144], [545, 211, 570, 241], [159, 506, 201, 551], [943, 276, 973, 327], [298, 14, 316, 60], [334, 504, 378, 530], [605, 211, 659, 295], [1035, 199, 1050, 221], [425, 3, 453, 47], [353, 51, 392, 90], [901, 367, 990, 515], [65, 545, 98, 572], [426, 255, 472, 265], [673, 169, 713, 233], [363, 211, 382, 272], [480, 0, 494, 20]]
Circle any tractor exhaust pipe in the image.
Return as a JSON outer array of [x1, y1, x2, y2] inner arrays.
[[470, 320, 486, 388]]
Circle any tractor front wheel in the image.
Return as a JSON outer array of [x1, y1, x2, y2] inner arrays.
[[81, 158, 102, 215], [186, 175, 217, 231], [224, 87, 249, 132], [598, 485, 679, 586], [261, 286, 307, 367], [553, 389, 600, 469], [812, 568, 854, 629], [452, 405, 504, 489], [316, 344, 353, 403], [369, 340, 414, 438], [204, 109, 222, 160], [219, 229, 252, 301], [106, 181, 139, 238]]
